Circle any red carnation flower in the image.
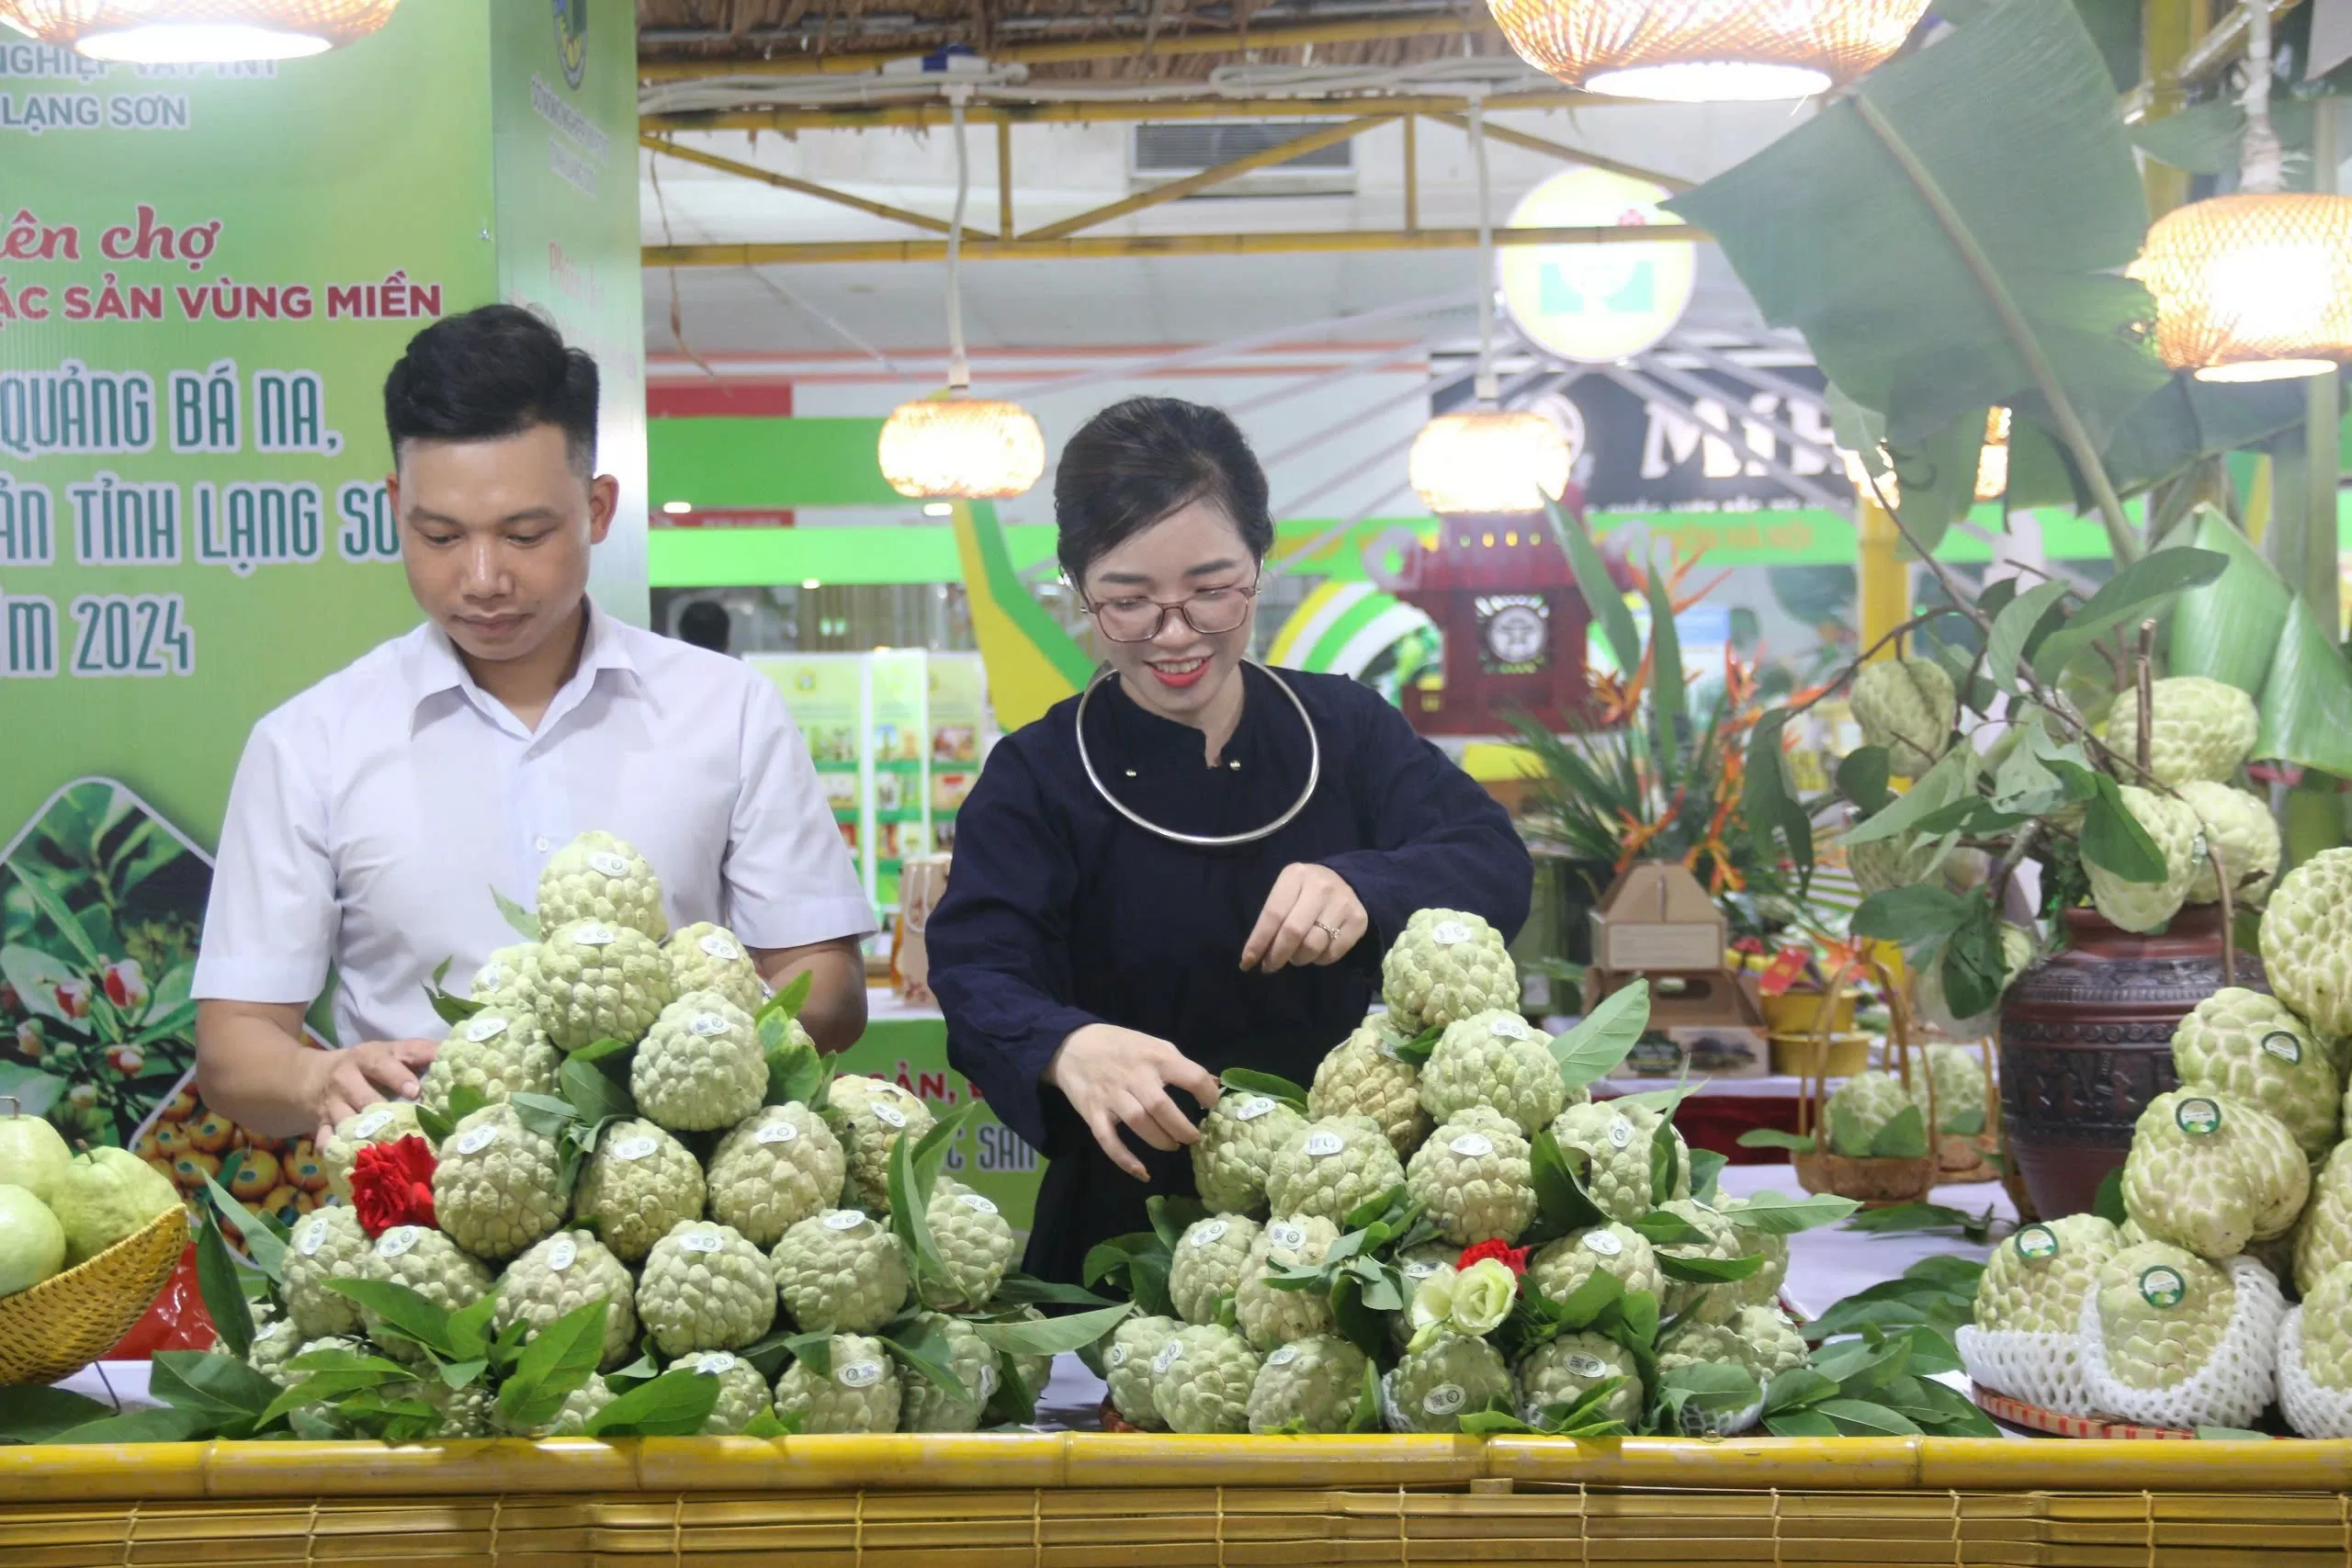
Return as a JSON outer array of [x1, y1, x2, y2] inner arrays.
[[351, 1134, 437, 1236], [1456, 1239, 1529, 1276]]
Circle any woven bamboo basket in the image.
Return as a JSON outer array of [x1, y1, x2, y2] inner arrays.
[[1790, 955, 1939, 1208], [0, 1202, 187, 1386]]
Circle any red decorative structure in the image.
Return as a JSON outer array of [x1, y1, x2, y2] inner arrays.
[[1376, 483, 1606, 735]]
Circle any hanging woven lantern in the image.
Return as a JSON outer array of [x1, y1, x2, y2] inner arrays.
[[878, 397, 1046, 501], [0, 0, 402, 61], [1409, 410, 1572, 517], [1973, 407, 2010, 502], [2129, 194, 2352, 383], [1486, 0, 1931, 101]]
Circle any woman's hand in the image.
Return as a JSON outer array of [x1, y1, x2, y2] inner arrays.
[[1045, 1023, 1222, 1180], [1241, 863, 1369, 973], [308, 1037, 439, 1149]]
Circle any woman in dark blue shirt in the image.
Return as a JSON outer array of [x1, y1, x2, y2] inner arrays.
[[926, 397, 1532, 1283]]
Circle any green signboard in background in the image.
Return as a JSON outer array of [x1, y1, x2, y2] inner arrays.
[[0, 1, 645, 1230]]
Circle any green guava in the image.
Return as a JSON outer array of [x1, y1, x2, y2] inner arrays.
[[0, 1183, 65, 1295]]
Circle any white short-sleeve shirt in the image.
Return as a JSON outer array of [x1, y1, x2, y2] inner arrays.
[[192, 598, 875, 1046]]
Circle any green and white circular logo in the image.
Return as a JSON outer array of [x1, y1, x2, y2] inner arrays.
[[2139, 1266, 2187, 1309], [2015, 1224, 2059, 1262], [2176, 1097, 2222, 1136], [2263, 1031, 2304, 1066]]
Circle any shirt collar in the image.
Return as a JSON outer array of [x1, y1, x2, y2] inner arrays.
[[407, 597, 647, 731]]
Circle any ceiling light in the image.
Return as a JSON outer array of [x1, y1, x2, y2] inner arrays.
[[662, 501, 694, 515], [0, 1, 402, 62], [1487, 0, 1930, 101], [801, 579, 822, 591], [923, 502, 955, 517]]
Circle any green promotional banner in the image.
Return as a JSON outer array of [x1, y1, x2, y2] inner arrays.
[[0, 3, 643, 1235]]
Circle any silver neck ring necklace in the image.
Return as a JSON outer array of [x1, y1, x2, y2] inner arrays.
[[1074, 660, 1321, 848]]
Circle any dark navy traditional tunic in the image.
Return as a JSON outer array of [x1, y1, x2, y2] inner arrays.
[[927, 664, 1532, 1283]]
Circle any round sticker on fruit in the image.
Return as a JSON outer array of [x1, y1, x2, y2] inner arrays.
[[1582, 1230, 1623, 1258], [454, 1123, 500, 1156], [690, 1014, 730, 1038], [611, 1135, 658, 1162], [1268, 1346, 1300, 1367], [588, 852, 630, 878], [1153, 1340, 1182, 1376], [1422, 1384, 1466, 1416], [465, 1014, 509, 1043], [1489, 1016, 1530, 1041], [377, 1227, 420, 1258], [1234, 1096, 1276, 1123], [698, 933, 741, 962], [352, 1109, 394, 1141], [1106, 1344, 1129, 1369], [298, 1215, 331, 1257], [680, 1230, 725, 1255], [957, 1192, 999, 1216], [1404, 1260, 1440, 1280], [2263, 1031, 2304, 1066], [2140, 1266, 2187, 1309], [476, 964, 508, 992], [2176, 1097, 2222, 1136], [1188, 1221, 1231, 1251], [1430, 920, 1472, 946], [873, 1104, 909, 1130], [1564, 1353, 1608, 1379], [573, 924, 617, 947], [756, 1119, 799, 1146], [1450, 1133, 1495, 1158], [839, 1360, 884, 1389], [1305, 1131, 1346, 1158], [825, 1210, 867, 1231], [2015, 1224, 2059, 1262], [694, 1351, 738, 1376], [1268, 1223, 1307, 1251], [1607, 1116, 1634, 1149], [547, 1238, 578, 1271]]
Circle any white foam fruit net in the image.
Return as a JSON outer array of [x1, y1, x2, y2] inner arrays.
[[2277, 1306, 2352, 1438], [2075, 1255, 2284, 1430], [1954, 1325, 2099, 1417]]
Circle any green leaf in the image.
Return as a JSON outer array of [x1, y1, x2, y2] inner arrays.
[[1850, 885, 1969, 945], [492, 886, 539, 940], [447, 1291, 500, 1363], [585, 1367, 725, 1437], [1838, 747, 1974, 848], [2078, 775, 2167, 882], [257, 1361, 416, 1427], [560, 1056, 636, 1126], [414, 1103, 454, 1145], [322, 1280, 457, 1360], [504, 1089, 576, 1139], [1658, 1360, 1761, 1411], [1547, 1269, 1625, 1334], [427, 987, 486, 1026], [1736, 1127, 1820, 1153], [1551, 981, 1649, 1089], [758, 969, 815, 1025], [1611, 1077, 1710, 1117], [149, 1351, 280, 1432], [1983, 582, 2071, 695], [200, 1171, 288, 1280], [2093, 1167, 2128, 1225], [989, 1272, 1123, 1310], [2029, 548, 2230, 684], [1836, 746, 1893, 814], [1531, 1127, 1610, 1232], [1457, 1407, 1541, 1435], [1763, 1368, 1839, 1414], [497, 1302, 610, 1429], [741, 1411, 797, 1439], [1763, 1409, 1840, 1438], [1350, 1358, 1383, 1434], [0, 1386, 115, 1445], [1544, 495, 1640, 677], [1829, 1098, 1876, 1159], [2167, 506, 2290, 697], [1723, 1190, 1860, 1235], [1629, 1211, 1711, 1248], [1867, 1103, 1930, 1160], [2195, 1426, 2274, 1441], [1656, 1253, 1765, 1285], [1742, 709, 1814, 873], [1886, 406, 1989, 558], [882, 1323, 973, 1406], [1843, 1202, 1995, 1241], [1389, 1023, 1443, 1066], [1146, 1194, 1207, 1253], [193, 1213, 254, 1359], [763, 1030, 827, 1108], [572, 1036, 632, 1065], [1219, 1067, 1310, 1111], [1642, 555, 1687, 781], [2253, 596, 2352, 777], [1647, 1113, 1680, 1207], [1815, 1397, 1924, 1438], [1688, 1149, 1727, 1205], [48, 1408, 217, 1445], [1897, 1373, 2000, 1436], [971, 1303, 1133, 1359]]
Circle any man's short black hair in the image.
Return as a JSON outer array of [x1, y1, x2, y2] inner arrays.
[[383, 304, 598, 475], [677, 600, 731, 653], [1054, 397, 1273, 585]]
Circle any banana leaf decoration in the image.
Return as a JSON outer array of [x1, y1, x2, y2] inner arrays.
[[2167, 507, 2352, 777]]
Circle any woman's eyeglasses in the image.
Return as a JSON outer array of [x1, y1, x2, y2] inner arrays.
[[1083, 579, 1261, 643]]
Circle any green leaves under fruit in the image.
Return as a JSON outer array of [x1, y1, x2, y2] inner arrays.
[[1868, 1104, 1930, 1160], [192, 1210, 254, 1359], [1553, 981, 1648, 1089], [586, 1367, 723, 1437], [1219, 1067, 1308, 1113], [1721, 1190, 1859, 1235], [971, 1303, 1133, 1359], [497, 1302, 609, 1430], [424, 956, 485, 1025], [758, 969, 815, 1026], [1531, 1127, 1610, 1232], [889, 1101, 979, 1289]]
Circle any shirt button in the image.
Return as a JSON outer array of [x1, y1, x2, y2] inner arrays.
[[535, 837, 551, 852]]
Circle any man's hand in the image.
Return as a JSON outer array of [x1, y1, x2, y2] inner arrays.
[[1241, 863, 1370, 973], [308, 1038, 440, 1148], [1044, 1023, 1221, 1180]]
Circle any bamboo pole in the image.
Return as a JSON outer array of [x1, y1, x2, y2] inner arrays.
[[644, 222, 1709, 266]]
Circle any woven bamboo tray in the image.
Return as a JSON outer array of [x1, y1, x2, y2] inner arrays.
[[0, 1204, 187, 1386], [8, 1436, 2352, 1567]]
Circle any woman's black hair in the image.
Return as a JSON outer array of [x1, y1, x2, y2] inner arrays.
[[383, 303, 599, 475], [1054, 397, 1273, 584]]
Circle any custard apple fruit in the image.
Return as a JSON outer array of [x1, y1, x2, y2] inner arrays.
[[1973, 1213, 2121, 1334], [1732, 1304, 1808, 1381], [684, 1349, 775, 1434], [663, 922, 766, 1017], [1263, 1114, 1405, 1225], [356, 1225, 493, 1360], [243, 1317, 302, 1386], [774, 1335, 901, 1434], [1825, 1069, 1924, 1157], [897, 1312, 1000, 1432], [526, 919, 675, 1051], [1191, 1091, 1306, 1216], [430, 1103, 567, 1261], [1657, 1318, 1763, 1385], [637, 1221, 776, 1356], [1657, 1199, 1744, 1326], [572, 1119, 707, 1264], [772, 1208, 910, 1333], [1529, 1222, 1662, 1305], [321, 1102, 424, 1202], [821, 1076, 934, 1213], [1546, 1101, 1683, 1224], [1518, 1332, 1641, 1427], [1385, 1332, 1513, 1433], [1309, 1013, 1430, 1157], [1103, 1314, 1180, 1430], [418, 1006, 560, 1120], [1235, 1214, 1340, 1351], [1169, 1214, 1261, 1327], [2096, 1239, 2234, 1391], [1847, 831, 1946, 897], [538, 830, 666, 942], [2261, 848, 2352, 1036], [2087, 786, 2200, 934], [1924, 1043, 1989, 1135], [633, 991, 766, 1133], [493, 1231, 638, 1370], [1715, 1197, 1792, 1307], [1406, 1106, 1536, 1246], [1851, 658, 1955, 769], [516, 1372, 616, 1438], [1000, 1309, 1056, 1404], [2122, 1089, 2309, 1259], [281, 1202, 370, 1339], [2170, 987, 2338, 1159], [2299, 1263, 2352, 1390], [2178, 782, 2280, 907], [419, 1381, 499, 1438], [469, 943, 539, 1010], [921, 1178, 1016, 1312], [1419, 1010, 1566, 1137], [2104, 677, 2258, 787], [705, 1102, 848, 1247], [1247, 1334, 1370, 1434], [1150, 1323, 1262, 1435], [1382, 909, 1519, 1032], [2294, 1143, 2352, 1294]]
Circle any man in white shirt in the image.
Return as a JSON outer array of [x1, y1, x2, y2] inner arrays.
[[194, 305, 873, 1146]]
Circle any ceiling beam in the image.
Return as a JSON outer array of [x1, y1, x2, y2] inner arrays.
[[644, 222, 1707, 265], [1021, 114, 1394, 241], [637, 14, 1493, 82], [641, 89, 1600, 134], [639, 134, 997, 239], [1419, 111, 1693, 193]]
